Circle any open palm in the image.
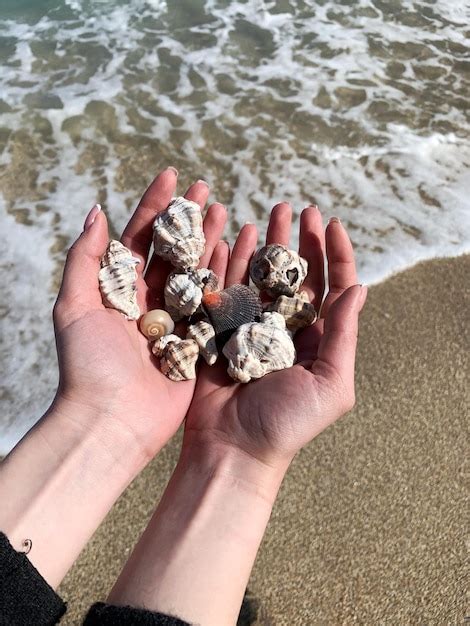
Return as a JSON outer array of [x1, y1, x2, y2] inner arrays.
[[185, 204, 367, 467], [52, 168, 227, 459]]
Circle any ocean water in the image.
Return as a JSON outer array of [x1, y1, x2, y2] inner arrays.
[[0, 0, 469, 452]]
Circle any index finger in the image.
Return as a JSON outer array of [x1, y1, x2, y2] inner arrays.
[[120, 167, 178, 272]]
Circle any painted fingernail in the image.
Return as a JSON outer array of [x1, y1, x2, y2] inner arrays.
[[166, 166, 178, 176], [329, 216, 341, 225], [83, 203, 101, 231], [197, 179, 209, 187]]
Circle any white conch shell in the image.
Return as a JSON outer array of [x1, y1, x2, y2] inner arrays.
[[249, 244, 308, 297], [99, 240, 140, 319], [159, 338, 200, 381], [165, 268, 218, 321], [153, 197, 205, 269], [264, 291, 317, 333], [222, 312, 296, 383], [152, 334, 181, 358], [187, 320, 218, 365], [139, 309, 175, 340]]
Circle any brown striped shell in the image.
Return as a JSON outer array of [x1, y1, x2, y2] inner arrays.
[[153, 197, 205, 270], [164, 268, 218, 321], [156, 337, 200, 381], [187, 319, 218, 365], [264, 291, 317, 333], [98, 240, 140, 319]]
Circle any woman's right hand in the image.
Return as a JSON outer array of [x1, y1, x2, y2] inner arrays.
[[184, 203, 367, 471]]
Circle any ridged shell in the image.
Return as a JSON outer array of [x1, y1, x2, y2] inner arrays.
[[151, 334, 181, 358], [153, 197, 205, 269], [202, 284, 263, 342], [222, 314, 296, 383], [165, 268, 218, 321], [187, 320, 218, 365], [98, 240, 140, 319], [264, 291, 317, 332], [160, 338, 200, 381], [249, 244, 308, 297]]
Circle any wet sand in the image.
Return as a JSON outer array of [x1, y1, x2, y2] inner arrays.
[[59, 255, 469, 625]]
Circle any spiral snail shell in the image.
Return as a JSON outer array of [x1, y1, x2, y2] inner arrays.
[[139, 309, 175, 341]]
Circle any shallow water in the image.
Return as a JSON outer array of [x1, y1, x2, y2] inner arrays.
[[1, 0, 469, 450]]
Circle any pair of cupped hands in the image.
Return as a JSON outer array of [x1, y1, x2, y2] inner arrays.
[[53, 167, 367, 476]]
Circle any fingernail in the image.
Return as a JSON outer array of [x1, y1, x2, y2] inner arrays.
[[308, 204, 319, 210], [244, 221, 254, 225], [83, 203, 101, 231], [166, 166, 178, 176], [329, 216, 341, 225], [359, 285, 368, 306], [197, 179, 209, 187]]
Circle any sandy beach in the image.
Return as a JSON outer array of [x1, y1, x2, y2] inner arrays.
[[58, 254, 469, 625]]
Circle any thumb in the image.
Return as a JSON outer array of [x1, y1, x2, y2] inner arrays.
[[312, 284, 367, 409], [54, 205, 109, 326]]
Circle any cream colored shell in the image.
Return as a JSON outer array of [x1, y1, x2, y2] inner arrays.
[[160, 338, 200, 382], [139, 309, 175, 340], [265, 290, 317, 332], [153, 197, 205, 269], [98, 240, 140, 319], [249, 244, 308, 297], [222, 312, 296, 383], [187, 320, 218, 365], [165, 268, 218, 321]]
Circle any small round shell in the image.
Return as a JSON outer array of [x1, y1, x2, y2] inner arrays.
[[222, 317, 296, 383], [202, 284, 263, 343], [98, 240, 140, 319], [187, 320, 218, 365], [249, 244, 308, 297], [165, 268, 218, 321], [153, 197, 205, 270], [264, 291, 317, 332], [160, 338, 200, 381], [139, 309, 175, 340]]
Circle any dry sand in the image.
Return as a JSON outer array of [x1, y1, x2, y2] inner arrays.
[[59, 255, 469, 625]]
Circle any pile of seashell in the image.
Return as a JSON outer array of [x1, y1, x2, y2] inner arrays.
[[98, 197, 317, 383]]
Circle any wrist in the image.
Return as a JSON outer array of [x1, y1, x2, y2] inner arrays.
[[45, 395, 152, 479], [180, 429, 291, 507], [0, 399, 151, 588], [110, 428, 289, 625]]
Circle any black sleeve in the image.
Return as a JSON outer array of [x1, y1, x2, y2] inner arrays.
[[83, 602, 190, 625], [0, 531, 66, 626]]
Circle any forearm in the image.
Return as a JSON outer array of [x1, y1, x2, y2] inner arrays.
[[0, 399, 149, 588], [108, 433, 290, 626]]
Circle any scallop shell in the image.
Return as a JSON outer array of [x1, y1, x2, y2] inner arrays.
[[222, 314, 296, 383], [139, 309, 175, 340], [187, 320, 218, 365], [98, 240, 140, 319], [165, 268, 218, 321], [153, 197, 205, 270], [151, 333, 181, 358], [160, 338, 200, 381], [202, 284, 263, 343], [249, 244, 308, 297], [264, 291, 317, 332]]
